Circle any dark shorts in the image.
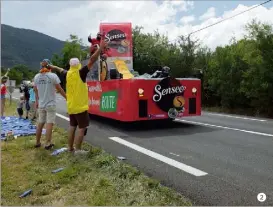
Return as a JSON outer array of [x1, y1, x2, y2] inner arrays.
[[17, 108, 23, 116], [69, 111, 89, 129], [25, 100, 30, 111]]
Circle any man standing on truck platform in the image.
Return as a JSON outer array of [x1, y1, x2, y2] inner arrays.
[[88, 32, 102, 55], [49, 39, 107, 154], [87, 32, 109, 80]]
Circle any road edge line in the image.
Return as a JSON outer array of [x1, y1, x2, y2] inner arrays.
[[109, 136, 208, 177], [175, 119, 273, 137]]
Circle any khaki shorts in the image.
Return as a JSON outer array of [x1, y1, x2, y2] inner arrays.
[[29, 101, 36, 111], [38, 106, 56, 124]]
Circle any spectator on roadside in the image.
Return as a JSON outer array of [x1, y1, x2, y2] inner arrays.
[[23, 83, 30, 119], [1, 76, 8, 117], [29, 82, 37, 120], [17, 95, 25, 119], [34, 59, 66, 150], [49, 40, 107, 155]]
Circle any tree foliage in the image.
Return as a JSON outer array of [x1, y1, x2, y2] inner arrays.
[[51, 35, 88, 69], [133, 19, 273, 117], [1, 64, 36, 85]]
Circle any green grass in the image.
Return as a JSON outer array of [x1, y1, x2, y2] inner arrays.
[[1, 101, 192, 206]]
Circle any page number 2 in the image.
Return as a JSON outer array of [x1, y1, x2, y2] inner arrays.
[[257, 193, 266, 202]]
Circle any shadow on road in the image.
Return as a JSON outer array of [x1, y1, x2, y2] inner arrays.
[[88, 114, 219, 139]]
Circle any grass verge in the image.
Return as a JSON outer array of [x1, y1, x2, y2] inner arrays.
[[1, 101, 192, 206]]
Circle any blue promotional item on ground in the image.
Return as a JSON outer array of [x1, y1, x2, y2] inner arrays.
[[52, 167, 65, 173], [51, 147, 68, 156], [1, 116, 45, 139], [19, 189, 32, 198]]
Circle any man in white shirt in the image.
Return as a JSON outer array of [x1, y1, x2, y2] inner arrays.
[[34, 59, 66, 150]]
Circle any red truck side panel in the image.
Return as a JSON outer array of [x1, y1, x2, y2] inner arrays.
[[87, 78, 201, 122]]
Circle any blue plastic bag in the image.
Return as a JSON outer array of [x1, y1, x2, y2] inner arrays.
[[1, 116, 45, 139]]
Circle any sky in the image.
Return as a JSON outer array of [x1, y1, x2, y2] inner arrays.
[[1, 0, 273, 49]]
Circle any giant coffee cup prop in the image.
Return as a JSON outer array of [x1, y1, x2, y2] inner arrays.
[[152, 77, 186, 118]]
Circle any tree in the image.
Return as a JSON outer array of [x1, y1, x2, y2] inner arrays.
[[51, 34, 89, 90], [51, 34, 88, 69], [1, 64, 36, 85]]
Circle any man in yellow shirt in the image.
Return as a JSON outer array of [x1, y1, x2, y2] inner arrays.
[[50, 40, 107, 154]]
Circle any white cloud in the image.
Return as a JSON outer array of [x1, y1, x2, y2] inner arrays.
[[180, 15, 195, 25], [194, 4, 273, 49], [199, 7, 216, 21], [1, 1, 273, 50]]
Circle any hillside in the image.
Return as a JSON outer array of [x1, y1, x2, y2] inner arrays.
[[1, 24, 65, 70]]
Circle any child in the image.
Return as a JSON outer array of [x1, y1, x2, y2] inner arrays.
[[1, 76, 8, 117], [28, 82, 37, 120], [17, 95, 25, 119], [23, 83, 30, 119]]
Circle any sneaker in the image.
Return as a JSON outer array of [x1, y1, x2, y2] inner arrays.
[[44, 144, 55, 150], [74, 150, 89, 155]]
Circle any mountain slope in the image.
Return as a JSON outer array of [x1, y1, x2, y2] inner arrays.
[[1, 24, 65, 70]]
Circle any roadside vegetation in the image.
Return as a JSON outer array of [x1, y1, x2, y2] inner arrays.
[[1, 102, 192, 206], [2, 19, 272, 117]]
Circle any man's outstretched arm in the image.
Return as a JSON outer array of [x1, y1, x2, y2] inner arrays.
[[49, 65, 65, 74], [49, 40, 106, 72], [87, 40, 107, 70]]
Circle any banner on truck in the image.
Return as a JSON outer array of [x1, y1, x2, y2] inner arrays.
[[100, 23, 133, 71]]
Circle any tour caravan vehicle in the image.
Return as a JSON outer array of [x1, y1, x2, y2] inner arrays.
[[85, 22, 201, 122]]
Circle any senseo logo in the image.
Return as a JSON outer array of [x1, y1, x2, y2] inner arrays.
[[152, 77, 186, 113], [105, 29, 127, 42], [153, 85, 186, 102]]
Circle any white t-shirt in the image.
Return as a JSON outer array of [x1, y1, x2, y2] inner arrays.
[[34, 72, 60, 108]]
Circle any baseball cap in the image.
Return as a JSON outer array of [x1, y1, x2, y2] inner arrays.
[[69, 58, 80, 66], [42, 59, 52, 65]]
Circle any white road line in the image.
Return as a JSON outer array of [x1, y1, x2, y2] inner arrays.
[[204, 112, 266, 122], [176, 119, 273, 137], [56, 113, 69, 121], [109, 136, 208, 177]]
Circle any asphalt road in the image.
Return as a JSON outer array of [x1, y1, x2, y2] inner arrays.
[[12, 90, 273, 206]]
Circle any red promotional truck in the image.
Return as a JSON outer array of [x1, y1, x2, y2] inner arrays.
[[86, 23, 201, 122]]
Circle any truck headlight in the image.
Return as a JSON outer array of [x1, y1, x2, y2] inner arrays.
[[138, 88, 144, 97], [192, 87, 197, 93]]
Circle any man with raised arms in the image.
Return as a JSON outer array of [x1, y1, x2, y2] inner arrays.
[[49, 40, 107, 154]]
